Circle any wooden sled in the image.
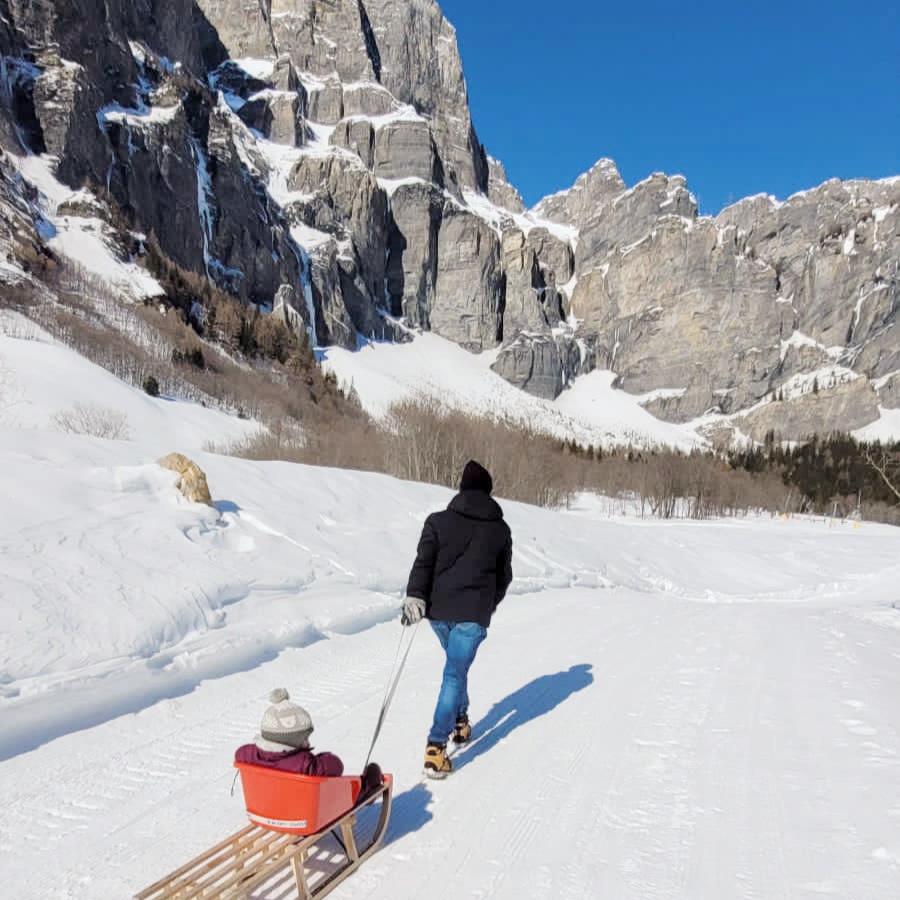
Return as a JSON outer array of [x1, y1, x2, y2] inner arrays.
[[135, 764, 392, 899]]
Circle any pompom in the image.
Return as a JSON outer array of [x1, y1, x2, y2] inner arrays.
[[269, 687, 289, 704]]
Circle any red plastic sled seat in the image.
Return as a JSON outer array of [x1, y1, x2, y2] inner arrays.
[[234, 762, 383, 836], [136, 765, 393, 898]]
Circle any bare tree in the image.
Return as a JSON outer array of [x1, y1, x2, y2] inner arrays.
[[864, 447, 900, 502]]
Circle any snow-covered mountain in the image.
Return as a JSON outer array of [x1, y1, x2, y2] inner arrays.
[[0, 0, 897, 446], [2, 311, 900, 899]]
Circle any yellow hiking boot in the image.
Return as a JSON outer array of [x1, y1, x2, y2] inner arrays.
[[424, 742, 452, 778], [452, 715, 472, 744]]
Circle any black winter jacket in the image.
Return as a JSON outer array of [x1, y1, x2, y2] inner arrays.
[[406, 490, 513, 627]]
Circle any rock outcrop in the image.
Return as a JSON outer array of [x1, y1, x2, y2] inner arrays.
[[552, 161, 899, 435], [158, 452, 213, 505]]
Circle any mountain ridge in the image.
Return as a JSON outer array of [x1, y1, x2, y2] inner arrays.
[[0, 0, 896, 444]]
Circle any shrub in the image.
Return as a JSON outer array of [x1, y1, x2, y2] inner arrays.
[[53, 402, 131, 440]]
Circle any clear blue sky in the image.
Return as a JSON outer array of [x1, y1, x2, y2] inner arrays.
[[438, 0, 900, 214]]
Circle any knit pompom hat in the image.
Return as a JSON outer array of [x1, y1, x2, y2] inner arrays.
[[259, 688, 314, 749]]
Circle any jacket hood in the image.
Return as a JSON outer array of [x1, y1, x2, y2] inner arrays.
[[448, 490, 504, 522]]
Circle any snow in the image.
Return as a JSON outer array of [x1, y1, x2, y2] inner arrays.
[[11, 155, 164, 299], [345, 104, 425, 130], [233, 58, 276, 81], [290, 222, 333, 252], [853, 406, 900, 442], [718, 193, 783, 215], [780, 329, 825, 362], [2, 323, 900, 899], [0, 314, 257, 453], [461, 189, 579, 246], [377, 175, 432, 197], [873, 370, 900, 391], [322, 331, 705, 450], [51, 217, 164, 298], [556, 371, 698, 450], [775, 365, 860, 400], [99, 102, 180, 127]]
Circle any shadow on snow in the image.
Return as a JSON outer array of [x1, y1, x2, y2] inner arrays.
[[454, 664, 594, 771]]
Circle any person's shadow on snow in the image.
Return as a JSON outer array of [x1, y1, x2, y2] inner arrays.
[[453, 664, 594, 771]]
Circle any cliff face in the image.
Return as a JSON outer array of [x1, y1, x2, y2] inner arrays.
[[0, 0, 896, 441], [547, 166, 898, 433]]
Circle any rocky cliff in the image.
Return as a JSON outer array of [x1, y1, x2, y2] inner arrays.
[[0, 0, 896, 443], [539, 161, 898, 439]]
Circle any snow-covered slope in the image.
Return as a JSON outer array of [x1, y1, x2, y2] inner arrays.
[[323, 332, 705, 450], [1, 319, 900, 898]]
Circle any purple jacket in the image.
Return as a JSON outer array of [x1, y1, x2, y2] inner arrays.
[[235, 743, 344, 777]]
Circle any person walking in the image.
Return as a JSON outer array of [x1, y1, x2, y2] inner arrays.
[[402, 460, 513, 778]]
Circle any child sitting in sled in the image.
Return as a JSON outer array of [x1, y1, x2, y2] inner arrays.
[[235, 688, 345, 777]]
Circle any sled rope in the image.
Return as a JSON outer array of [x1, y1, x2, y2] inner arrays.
[[363, 621, 419, 769]]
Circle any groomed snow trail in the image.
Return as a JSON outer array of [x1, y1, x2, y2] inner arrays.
[[2, 587, 899, 899]]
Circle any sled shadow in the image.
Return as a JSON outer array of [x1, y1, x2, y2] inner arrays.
[[454, 664, 594, 771], [383, 782, 433, 845]]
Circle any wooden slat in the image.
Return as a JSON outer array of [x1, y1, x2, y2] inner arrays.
[[171, 831, 301, 900], [139, 827, 290, 899], [134, 780, 393, 900], [135, 825, 258, 898]]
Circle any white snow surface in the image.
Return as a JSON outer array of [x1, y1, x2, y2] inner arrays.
[[2, 323, 900, 898], [13, 155, 164, 299], [322, 332, 704, 450]]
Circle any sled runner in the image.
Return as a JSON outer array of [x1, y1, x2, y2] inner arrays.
[[134, 764, 392, 899]]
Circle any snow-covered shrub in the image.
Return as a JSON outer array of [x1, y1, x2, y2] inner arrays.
[[52, 402, 131, 440]]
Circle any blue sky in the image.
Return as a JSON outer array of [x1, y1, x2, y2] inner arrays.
[[438, 0, 900, 214]]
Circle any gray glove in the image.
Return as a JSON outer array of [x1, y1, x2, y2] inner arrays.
[[401, 596, 426, 626]]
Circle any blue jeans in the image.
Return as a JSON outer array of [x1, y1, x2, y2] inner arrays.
[[428, 621, 487, 745]]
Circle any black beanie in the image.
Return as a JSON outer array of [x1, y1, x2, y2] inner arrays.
[[459, 460, 493, 495]]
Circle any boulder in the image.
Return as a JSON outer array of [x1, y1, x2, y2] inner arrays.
[[491, 333, 584, 400], [158, 453, 213, 505]]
